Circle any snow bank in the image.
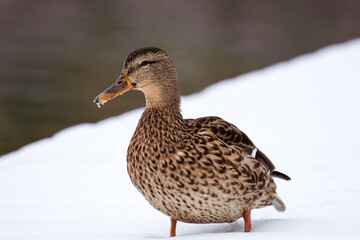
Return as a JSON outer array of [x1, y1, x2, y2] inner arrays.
[[1, 39, 360, 240]]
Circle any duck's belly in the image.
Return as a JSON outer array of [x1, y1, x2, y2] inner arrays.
[[128, 171, 265, 223], [149, 191, 247, 223]]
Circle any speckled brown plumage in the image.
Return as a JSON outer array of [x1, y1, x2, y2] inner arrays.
[[94, 47, 290, 236], [128, 106, 276, 223]]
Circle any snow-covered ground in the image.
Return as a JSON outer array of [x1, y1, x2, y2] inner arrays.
[[1, 39, 360, 240]]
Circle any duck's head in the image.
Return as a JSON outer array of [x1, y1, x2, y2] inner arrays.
[[94, 47, 180, 108]]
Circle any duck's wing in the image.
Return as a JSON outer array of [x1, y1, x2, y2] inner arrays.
[[173, 128, 269, 198], [184, 116, 290, 181], [185, 116, 255, 154]]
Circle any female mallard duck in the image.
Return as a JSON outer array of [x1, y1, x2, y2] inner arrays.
[[94, 47, 290, 237]]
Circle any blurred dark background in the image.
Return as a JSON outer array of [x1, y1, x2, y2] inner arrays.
[[1, 0, 360, 156]]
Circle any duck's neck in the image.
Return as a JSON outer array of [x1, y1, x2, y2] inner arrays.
[[137, 103, 185, 140], [141, 81, 181, 109], [142, 104, 183, 127], [137, 79, 184, 139]]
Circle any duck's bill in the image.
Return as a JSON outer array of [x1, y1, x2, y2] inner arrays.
[[93, 74, 135, 108]]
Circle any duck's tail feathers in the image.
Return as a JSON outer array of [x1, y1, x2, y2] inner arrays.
[[271, 170, 291, 181], [272, 194, 286, 212]]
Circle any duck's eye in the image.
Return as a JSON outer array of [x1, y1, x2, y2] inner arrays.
[[140, 61, 149, 67]]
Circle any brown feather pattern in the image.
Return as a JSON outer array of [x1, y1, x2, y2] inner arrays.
[[127, 106, 280, 223]]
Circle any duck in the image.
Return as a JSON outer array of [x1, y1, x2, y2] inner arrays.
[[94, 47, 290, 237]]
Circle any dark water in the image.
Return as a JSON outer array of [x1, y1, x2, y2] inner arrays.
[[1, 0, 360, 155]]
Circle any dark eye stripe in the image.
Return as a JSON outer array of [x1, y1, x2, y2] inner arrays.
[[128, 60, 159, 76], [140, 61, 149, 66], [140, 60, 158, 67]]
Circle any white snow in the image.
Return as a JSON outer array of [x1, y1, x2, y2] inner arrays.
[[1, 39, 360, 240]]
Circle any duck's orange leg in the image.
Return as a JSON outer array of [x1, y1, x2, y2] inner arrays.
[[242, 210, 252, 232], [170, 217, 177, 237]]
